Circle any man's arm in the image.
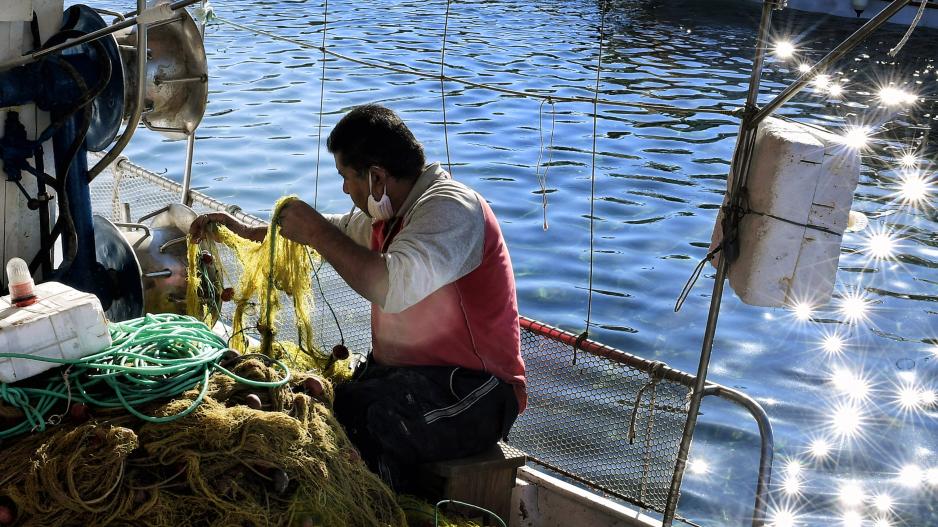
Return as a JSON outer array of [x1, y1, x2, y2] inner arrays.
[[278, 200, 390, 307], [190, 212, 267, 243]]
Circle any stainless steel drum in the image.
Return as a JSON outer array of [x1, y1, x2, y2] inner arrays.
[[116, 0, 208, 139], [121, 203, 217, 315]]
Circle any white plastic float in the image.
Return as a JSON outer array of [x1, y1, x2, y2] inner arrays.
[[711, 116, 861, 308], [0, 281, 111, 383]]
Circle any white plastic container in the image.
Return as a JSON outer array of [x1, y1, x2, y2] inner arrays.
[[711, 117, 860, 307], [0, 281, 111, 383]]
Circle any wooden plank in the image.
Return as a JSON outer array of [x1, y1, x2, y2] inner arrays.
[[419, 443, 527, 524]]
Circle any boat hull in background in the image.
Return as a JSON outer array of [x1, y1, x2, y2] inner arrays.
[[746, 0, 938, 29]]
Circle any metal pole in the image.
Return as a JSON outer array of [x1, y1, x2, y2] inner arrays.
[[180, 0, 206, 206], [0, 0, 201, 71], [181, 128, 195, 205], [87, 0, 150, 182], [662, 1, 779, 524], [753, 0, 913, 125]]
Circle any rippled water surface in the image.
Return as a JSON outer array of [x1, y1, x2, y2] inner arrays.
[[91, 0, 938, 524]]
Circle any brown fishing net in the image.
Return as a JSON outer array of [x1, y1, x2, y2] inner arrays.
[[0, 358, 403, 527]]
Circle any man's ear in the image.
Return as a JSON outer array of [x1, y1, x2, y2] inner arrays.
[[370, 165, 389, 184]]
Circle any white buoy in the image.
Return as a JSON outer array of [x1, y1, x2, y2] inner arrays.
[[711, 117, 861, 307], [0, 281, 111, 383]]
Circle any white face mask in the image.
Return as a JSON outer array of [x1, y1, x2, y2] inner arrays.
[[366, 171, 394, 221]]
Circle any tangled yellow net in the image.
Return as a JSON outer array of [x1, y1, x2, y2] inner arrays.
[[185, 196, 329, 373]]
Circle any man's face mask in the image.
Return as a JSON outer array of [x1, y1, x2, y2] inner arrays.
[[366, 169, 394, 221]]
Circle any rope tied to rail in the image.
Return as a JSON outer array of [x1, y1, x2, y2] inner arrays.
[[888, 0, 929, 56], [571, 330, 590, 365], [674, 244, 722, 313], [627, 360, 667, 444], [578, 0, 608, 363]]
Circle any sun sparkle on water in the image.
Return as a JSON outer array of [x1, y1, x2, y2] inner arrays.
[[814, 74, 832, 90], [839, 292, 871, 324], [830, 402, 865, 439], [831, 367, 871, 401], [865, 230, 898, 260], [822, 334, 845, 355], [897, 464, 924, 488], [896, 383, 925, 412], [872, 492, 894, 513], [688, 458, 710, 475], [898, 152, 918, 168], [878, 86, 916, 106], [774, 40, 796, 59], [809, 437, 833, 459], [841, 511, 863, 527], [839, 480, 865, 507], [840, 126, 869, 149], [791, 301, 814, 321], [770, 508, 799, 527], [897, 171, 931, 206]]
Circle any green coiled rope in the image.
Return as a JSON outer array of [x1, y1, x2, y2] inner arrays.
[[0, 313, 291, 438]]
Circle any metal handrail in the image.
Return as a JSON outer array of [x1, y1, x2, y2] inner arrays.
[[518, 317, 774, 527]]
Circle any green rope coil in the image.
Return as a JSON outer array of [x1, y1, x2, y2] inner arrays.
[[0, 313, 291, 438]]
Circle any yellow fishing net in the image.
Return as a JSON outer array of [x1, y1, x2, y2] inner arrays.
[[0, 360, 404, 526], [185, 196, 334, 374]]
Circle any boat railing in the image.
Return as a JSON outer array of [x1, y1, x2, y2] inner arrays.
[[88, 152, 773, 527]]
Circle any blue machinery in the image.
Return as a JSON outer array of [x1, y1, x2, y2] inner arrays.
[[0, 0, 201, 321]]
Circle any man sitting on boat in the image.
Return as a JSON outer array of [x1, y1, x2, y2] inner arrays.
[[190, 103, 526, 492]]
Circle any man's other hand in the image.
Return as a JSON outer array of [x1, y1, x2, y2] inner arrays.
[[190, 212, 239, 243]]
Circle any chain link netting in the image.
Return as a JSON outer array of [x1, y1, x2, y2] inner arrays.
[[508, 322, 692, 514]]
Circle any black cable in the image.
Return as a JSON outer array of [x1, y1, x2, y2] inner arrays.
[[307, 249, 345, 350]]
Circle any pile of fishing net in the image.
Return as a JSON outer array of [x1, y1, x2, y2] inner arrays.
[[0, 356, 405, 526]]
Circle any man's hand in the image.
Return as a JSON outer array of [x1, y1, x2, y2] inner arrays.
[[276, 200, 318, 245], [189, 212, 237, 243]]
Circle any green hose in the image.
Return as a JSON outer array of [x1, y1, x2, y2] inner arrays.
[[0, 313, 291, 438]]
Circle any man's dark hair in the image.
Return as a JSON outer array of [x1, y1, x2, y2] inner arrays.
[[327, 104, 426, 181]]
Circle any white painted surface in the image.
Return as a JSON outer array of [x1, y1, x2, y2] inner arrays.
[[0, 1, 33, 22], [0, 281, 111, 383], [509, 467, 661, 527], [711, 117, 860, 307], [0, 0, 62, 288]]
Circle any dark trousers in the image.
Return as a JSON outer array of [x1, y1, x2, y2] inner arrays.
[[333, 361, 519, 492]]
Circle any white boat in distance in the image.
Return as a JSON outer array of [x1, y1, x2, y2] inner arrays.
[[748, 0, 938, 29]]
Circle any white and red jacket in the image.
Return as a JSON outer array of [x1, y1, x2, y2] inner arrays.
[[327, 163, 527, 411]]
